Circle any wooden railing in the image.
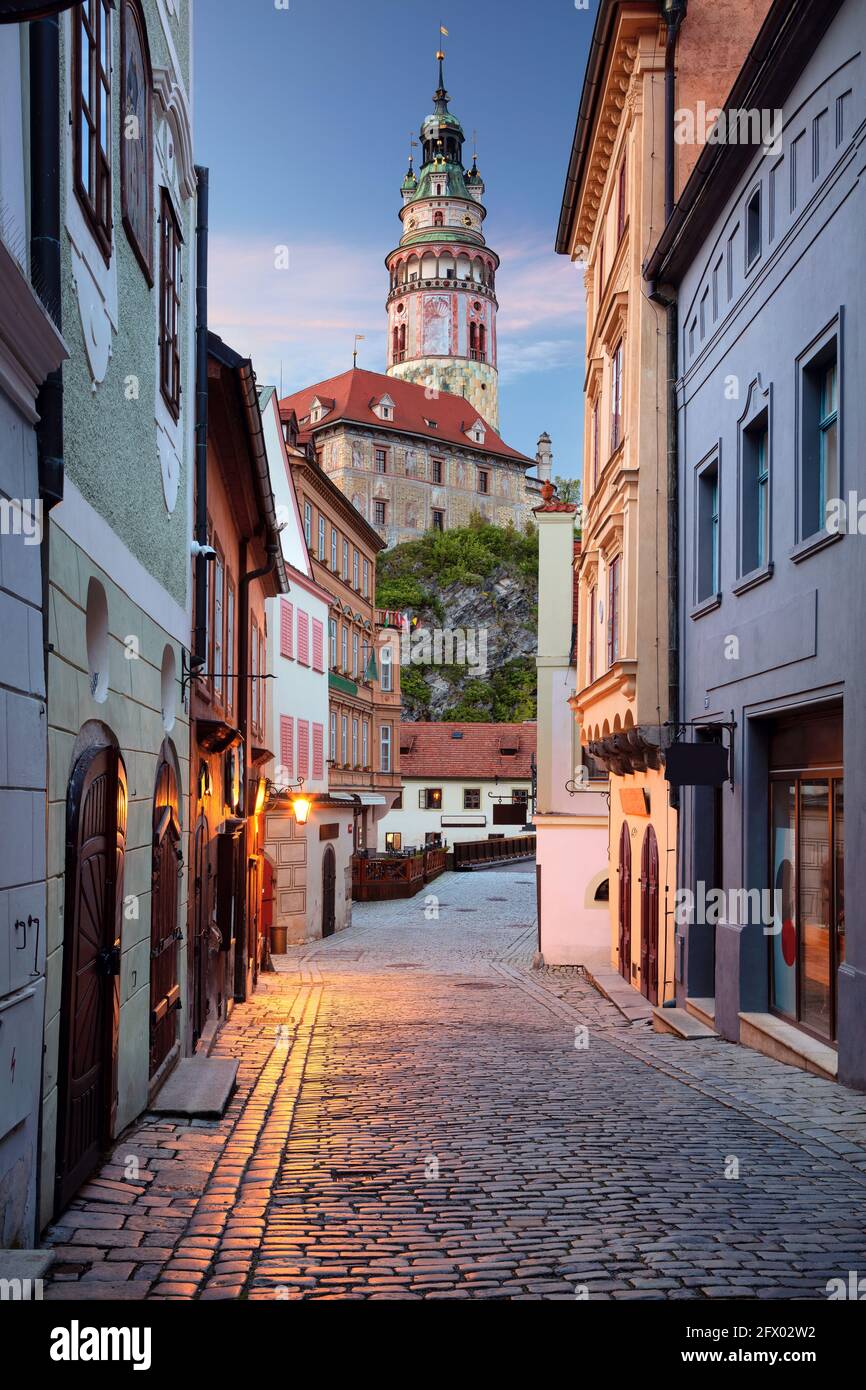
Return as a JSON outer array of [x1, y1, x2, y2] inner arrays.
[[352, 847, 447, 901], [452, 834, 537, 871]]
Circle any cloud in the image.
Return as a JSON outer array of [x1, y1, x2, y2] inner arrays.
[[207, 234, 388, 390], [206, 228, 586, 393]]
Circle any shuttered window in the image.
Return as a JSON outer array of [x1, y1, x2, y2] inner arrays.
[[280, 600, 294, 659], [311, 618, 324, 672], [297, 609, 310, 665], [312, 723, 324, 779], [298, 719, 309, 778], [280, 716, 294, 778]]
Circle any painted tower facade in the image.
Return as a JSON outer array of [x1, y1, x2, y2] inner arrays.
[[386, 56, 500, 429]]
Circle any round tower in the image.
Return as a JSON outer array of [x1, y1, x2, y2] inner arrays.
[[385, 53, 500, 429]]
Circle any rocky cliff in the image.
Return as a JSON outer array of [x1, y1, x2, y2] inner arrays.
[[376, 520, 539, 722]]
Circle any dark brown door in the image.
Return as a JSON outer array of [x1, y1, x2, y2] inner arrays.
[[56, 745, 126, 1214], [191, 813, 212, 1045], [618, 822, 631, 983], [640, 825, 660, 1003], [150, 747, 181, 1078], [322, 845, 336, 938]]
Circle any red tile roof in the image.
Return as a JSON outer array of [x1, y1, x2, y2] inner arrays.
[[279, 368, 534, 466], [398, 722, 536, 780]]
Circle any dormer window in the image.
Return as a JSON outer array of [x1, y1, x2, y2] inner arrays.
[[372, 394, 396, 422], [467, 419, 486, 445]]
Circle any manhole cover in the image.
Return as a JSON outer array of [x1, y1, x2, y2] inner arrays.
[[452, 981, 503, 990]]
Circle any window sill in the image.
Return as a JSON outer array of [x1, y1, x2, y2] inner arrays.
[[790, 528, 844, 564], [690, 592, 722, 621], [732, 561, 773, 595]]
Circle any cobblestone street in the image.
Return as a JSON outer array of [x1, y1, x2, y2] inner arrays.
[[41, 870, 866, 1301]]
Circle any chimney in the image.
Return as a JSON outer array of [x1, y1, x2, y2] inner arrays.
[[535, 431, 553, 482]]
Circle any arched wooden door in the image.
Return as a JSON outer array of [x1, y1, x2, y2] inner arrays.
[[56, 745, 127, 1214], [150, 747, 181, 1078], [640, 825, 660, 1004], [322, 845, 336, 938], [618, 822, 632, 983]]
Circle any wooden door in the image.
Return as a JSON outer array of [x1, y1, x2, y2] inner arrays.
[[56, 745, 126, 1213], [150, 748, 181, 1078], [322, 845, 336, 938], [640, 825, 660, 1003], [617, 822, 631, 983]]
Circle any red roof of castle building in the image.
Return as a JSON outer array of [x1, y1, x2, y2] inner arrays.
[[279, 368, 534, 466], [398, 722, 536, 780]]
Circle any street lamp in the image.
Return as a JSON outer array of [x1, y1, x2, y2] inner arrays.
[[291, 793, 312, 826]]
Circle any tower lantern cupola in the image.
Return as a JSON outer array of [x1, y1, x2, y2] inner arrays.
[[384, 51, 500, 429]]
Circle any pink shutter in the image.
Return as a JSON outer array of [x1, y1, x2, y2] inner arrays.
[[311, 618, 324, 673], [297, 609, 310, 665], [280, 600, 294, 659], [298, 719, 310, 778], [280, 716, 294, 778], [312, 723, 324, 779]]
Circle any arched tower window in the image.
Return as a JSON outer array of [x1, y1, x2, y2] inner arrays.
[[433, 210, 444, 227]]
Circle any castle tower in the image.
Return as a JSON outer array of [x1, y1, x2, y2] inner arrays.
[[535, 432, 553, 483], [385, 52, 500, 429]]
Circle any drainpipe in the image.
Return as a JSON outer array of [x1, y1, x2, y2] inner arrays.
[[29, 12, 63, 1240], [192, 165, 209, 669], [662, 0, 688, 223]]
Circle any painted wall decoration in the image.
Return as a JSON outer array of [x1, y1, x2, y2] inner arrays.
[[423, 295, 452, 357]]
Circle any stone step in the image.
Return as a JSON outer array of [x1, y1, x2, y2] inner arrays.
[[652, 1006, 719, 1039], [150, 1057, 239, 1119], [685, 996, 717, 1030]]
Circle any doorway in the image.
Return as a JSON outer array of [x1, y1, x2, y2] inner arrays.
[[768, 707, 843, 1042], [150, 745, 181, 1078], [322, 845, 336, 938], [56, 745, 127, 1214], [617, 822, 631, 983], [640, 825, 659, 1004]]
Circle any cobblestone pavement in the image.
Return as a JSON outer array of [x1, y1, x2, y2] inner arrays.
[[41, 870, 866, 1300]]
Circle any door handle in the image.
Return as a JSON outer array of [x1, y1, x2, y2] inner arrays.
[[96, 945, 121, 978]]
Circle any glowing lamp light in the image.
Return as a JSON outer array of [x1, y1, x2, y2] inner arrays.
[[253, 777, 267, 817], [292, 795, 312, 826]]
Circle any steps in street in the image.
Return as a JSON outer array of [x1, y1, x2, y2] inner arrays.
[[652, 1006, 719, 1039]]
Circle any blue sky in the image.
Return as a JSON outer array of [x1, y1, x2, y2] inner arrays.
[[194, 0, 595, 476]]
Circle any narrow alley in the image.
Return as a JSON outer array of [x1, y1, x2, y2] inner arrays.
[[40, 869, 866, 1302]]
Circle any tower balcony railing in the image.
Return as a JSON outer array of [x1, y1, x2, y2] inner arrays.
[[387, 276, 497, 304]]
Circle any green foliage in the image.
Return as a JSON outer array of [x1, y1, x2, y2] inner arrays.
[[376, 520, 538, 601], [443, 658, 537, 724], [554, 474, 582, 506], [399, 665, 432, 713]]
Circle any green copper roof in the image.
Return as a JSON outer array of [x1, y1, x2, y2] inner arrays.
[[409, 161, 471, 203]]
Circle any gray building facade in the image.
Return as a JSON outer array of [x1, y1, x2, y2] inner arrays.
[[650, 0, 865, 1087]]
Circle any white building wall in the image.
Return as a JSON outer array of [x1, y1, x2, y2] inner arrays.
[[377, 777, 532, 851]]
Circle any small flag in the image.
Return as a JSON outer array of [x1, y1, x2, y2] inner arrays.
[[440, 25, 449, 36]]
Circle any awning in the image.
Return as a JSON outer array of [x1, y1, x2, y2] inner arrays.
[[329, 792, 388, 807]]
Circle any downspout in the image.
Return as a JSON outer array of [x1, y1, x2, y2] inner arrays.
[[658, 0, 686, 798], [192, 165, 209, 668], [235, 539, 278, 1001], [29, 12, 63, 1240], [663, 0, 688, 225]]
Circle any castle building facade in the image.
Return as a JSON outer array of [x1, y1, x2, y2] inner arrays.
[[278, 55, 546, 549], [279, 368, 539, 548]]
